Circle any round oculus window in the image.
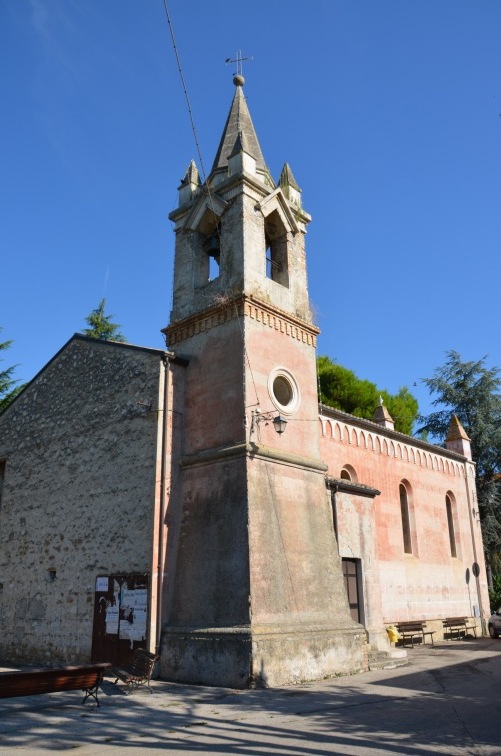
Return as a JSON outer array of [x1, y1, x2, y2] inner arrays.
[[268, 368, 300, 415]]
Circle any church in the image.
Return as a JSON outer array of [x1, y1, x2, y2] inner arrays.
[[0, 75, 489, 687]]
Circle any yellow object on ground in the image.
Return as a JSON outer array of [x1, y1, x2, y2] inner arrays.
[[386, 625, 402, 643]]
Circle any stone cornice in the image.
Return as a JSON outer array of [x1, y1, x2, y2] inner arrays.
[[179, 440, 327, 474], [169, 173, 310, 232], [163, 621, 359, 636], [169, 173, 270, 227], [164, 294, 320, 347], [180, 442, 248, 468], [248, 442, 328, 472], [326, 477, 381, 499]]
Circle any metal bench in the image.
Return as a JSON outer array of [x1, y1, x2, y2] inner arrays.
[[0, 663, 111, 706], [443, 617, 477, 640], [395, 621, 436, 648], [110, 648, 159, 694]]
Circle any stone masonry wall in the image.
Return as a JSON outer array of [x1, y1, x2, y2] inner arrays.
[[0, 337, 164, 665]]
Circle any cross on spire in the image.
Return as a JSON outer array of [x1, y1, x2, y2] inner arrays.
[[225, 50, 253, 78]]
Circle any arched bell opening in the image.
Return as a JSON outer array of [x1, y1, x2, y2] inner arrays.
[[264, 209, 289, 288]]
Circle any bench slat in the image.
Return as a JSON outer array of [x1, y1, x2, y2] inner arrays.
[[111, 649, 159, 694], [0, 663, 110, 705], [442, 617, 477, 640], [393, 621, 435, 647]]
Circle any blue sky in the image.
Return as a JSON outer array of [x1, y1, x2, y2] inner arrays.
[[1, 1, 500, 426]]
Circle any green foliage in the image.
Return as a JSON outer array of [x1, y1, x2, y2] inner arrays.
[[384, 386, 419, 437], [317, 356, 418, 435], [418, 351, 501, 473], [419, 350, 501, 571], [488, 575, 501, 613], [83, 299, 126, 342], [0, 329, 23, 412]]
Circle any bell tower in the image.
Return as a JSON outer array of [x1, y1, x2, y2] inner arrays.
[[161, 76, 366, 687], [169, 75, 312, 327]]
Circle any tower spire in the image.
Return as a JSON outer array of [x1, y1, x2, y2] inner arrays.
[[210, 76, 268, 180], [445, 414, 472, 459]]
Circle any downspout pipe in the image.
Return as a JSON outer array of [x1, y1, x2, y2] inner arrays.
[[156, 355, 170, 654], [464, 459, 486, 635]]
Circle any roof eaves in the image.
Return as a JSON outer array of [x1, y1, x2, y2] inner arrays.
[[319, 403, 470, 462], [0, 334, 178, 420]]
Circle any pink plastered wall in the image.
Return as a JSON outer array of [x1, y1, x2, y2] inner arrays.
[[319, 413, 489, 625]]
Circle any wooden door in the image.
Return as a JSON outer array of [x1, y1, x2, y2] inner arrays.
[[91, 574, 149, 666], [342, 558, 361, 624]]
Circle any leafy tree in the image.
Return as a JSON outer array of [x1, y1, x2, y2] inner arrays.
[[317, 356, 418, 435], [83, 299, 126, 342], [383, 386, 419, 436], [419, 350, 501, 573], [0, 329, 23, 412]]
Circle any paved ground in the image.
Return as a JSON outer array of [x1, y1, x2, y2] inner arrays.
[[1, 638, 500, 755]]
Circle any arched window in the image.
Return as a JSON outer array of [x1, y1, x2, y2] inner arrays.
[[340, 465, 358, 483], [196, 208, 222, 285], [264, 210, 289, 287], [399, 483, 412, 554], [446, 493, 457, 558]]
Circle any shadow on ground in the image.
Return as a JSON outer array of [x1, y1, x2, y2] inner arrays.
[[0, 640, 500, 755]]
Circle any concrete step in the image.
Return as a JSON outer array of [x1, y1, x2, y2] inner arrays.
[[368, 649, 409, 671]]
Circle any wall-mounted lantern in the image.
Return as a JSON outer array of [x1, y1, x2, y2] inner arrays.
[[250, 408, 288, 439], [272, 414, 288, 435]]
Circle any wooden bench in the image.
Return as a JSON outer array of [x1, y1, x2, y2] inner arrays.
[[0, 663, 110, 706], [395, 621, 436, 648], [443, 617, 478, 640], [110, 648, 159, 694]]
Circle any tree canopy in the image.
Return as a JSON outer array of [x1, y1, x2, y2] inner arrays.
[[83, 299, 126, 342], [0, 329, 23, 412], [419, 350, 501, 572], [317, 356, 419, 435]]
